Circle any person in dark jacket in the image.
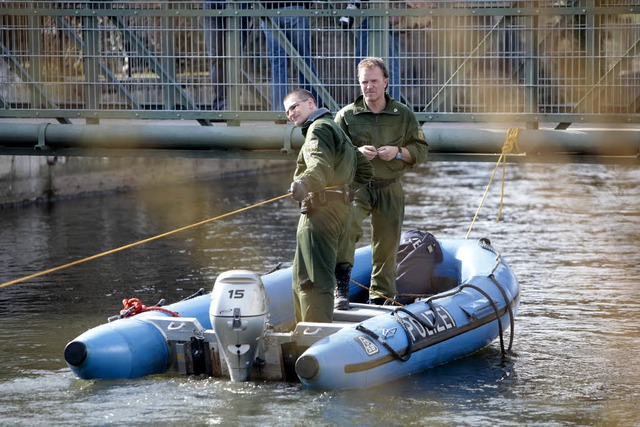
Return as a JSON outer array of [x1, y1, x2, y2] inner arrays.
[[202, 0, 252, 110], [261, 1, 323, 110], [334, 57, 429, 308], [284, 89, 373, 323]]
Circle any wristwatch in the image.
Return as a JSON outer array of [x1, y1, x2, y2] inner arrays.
[[395, 146, 403, 160]]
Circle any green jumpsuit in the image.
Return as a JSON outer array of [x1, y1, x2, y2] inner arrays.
[[292, 108, 373, 323], [335, 95, 429, 302]]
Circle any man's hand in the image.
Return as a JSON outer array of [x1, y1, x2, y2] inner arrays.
[[376, 145, 400, 161], [288, 179, 308, 202], [360, 145, 378, 161]]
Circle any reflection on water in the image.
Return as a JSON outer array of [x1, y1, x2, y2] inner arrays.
[[1, 161, 639, 426]]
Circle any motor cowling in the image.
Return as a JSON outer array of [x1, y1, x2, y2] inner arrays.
[[209, 270, 268, 382]]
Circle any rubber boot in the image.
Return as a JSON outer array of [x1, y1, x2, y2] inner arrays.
[[334, 263, 352, 310]]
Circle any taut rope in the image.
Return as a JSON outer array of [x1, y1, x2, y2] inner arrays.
[[0, 193, 292, 289]]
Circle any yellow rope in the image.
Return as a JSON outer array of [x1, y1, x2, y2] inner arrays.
[[465, 128, 521, 239], [350, 278, 404, 307], [0, 192, 292, 289]]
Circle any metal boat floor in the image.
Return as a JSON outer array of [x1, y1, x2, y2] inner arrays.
[[332, 303, 395, 323]]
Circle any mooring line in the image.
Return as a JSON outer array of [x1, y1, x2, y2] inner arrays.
[[349, 277, 404, 307], [466, 128, 521, 239], [0, 193, 292, 289]]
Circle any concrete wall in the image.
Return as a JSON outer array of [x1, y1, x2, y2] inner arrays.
[[0, 155, 290, 207]]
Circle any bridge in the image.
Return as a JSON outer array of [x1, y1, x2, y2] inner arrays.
[[1, 0, 639, 163]]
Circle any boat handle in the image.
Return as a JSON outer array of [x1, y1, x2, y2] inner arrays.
[[167, 322, 186, 331]]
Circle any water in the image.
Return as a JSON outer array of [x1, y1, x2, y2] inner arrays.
[[1, 161, 639, 426]]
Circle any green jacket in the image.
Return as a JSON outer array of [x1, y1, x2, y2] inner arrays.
[[335, 95, 429, 180], [294, 108, 374, 191]]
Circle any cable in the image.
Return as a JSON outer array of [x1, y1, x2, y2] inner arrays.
[[349, 277, 404, 307], [0, 192, 292, 289]]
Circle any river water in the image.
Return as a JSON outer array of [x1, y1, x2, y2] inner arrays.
[[0, 160, 638, 426]]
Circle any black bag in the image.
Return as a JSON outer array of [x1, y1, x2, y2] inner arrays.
[[396, 230, 443, 304]]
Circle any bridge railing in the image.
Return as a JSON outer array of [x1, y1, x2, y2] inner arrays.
[[1, 0, 638, 126]]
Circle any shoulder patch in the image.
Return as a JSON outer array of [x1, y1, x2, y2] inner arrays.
[[304, 140, 319, 154], [302, 139, 318, 156], [418, 130, 425, 140]]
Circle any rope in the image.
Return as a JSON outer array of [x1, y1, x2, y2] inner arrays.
[[0, 192, 292, 289], [459, 282, 507, 354], [478, 237, 503, 275], [349, 277, 404, 306], [118, 297, 181, 319], [466, 128, 521, 239], [356, 323, 413, 362], [488, 274, 516, 353]]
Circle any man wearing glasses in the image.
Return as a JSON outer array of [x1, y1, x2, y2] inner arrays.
[[284, 89, 373, 324]]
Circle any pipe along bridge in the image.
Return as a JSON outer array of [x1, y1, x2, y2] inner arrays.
[[0, 123, 638, 164]]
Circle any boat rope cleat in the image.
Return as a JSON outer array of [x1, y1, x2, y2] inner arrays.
[[209, 270, 269, 382]]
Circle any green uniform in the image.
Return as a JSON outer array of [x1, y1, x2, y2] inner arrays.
[[292, 108, 373, 323], [335, 94, 429, 301]]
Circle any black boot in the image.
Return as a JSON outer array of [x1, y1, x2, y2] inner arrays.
[[334, 263, 352, 310]]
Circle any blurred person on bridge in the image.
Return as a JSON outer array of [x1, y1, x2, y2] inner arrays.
[[203, 0, 253, 110], [261, 1, 324, 111]]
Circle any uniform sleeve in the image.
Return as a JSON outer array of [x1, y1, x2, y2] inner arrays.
[[404, 113, 429, 166], [353, 147, 374, 185], [299, 125, 335, 192]]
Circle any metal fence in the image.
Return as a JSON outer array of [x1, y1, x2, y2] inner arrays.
[[1, 1, 639, 125]]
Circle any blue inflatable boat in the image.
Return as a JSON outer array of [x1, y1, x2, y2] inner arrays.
[[64, 237, 520, 390]]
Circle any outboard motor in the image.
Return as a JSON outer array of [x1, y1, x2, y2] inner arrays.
[[209, 270, 268, 382]]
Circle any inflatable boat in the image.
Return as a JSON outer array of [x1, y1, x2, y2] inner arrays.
[[64, 236, 520, 390]]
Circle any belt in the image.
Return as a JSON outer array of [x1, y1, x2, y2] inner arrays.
[[301, 187, 352, 214], [309, 190, 350, 205], [367, 178, 398, 189]]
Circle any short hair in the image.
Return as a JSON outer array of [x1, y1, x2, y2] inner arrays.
[[284, 88, 315, 104], [357, 57, 389, 79]]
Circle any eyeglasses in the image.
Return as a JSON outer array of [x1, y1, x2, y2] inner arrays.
[[285, 98, 311, 115]]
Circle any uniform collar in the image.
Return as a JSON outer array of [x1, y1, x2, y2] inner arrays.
[[301, 107, 331, 134], [302, 107, 331, 126], [352, 94, 400, 115]]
